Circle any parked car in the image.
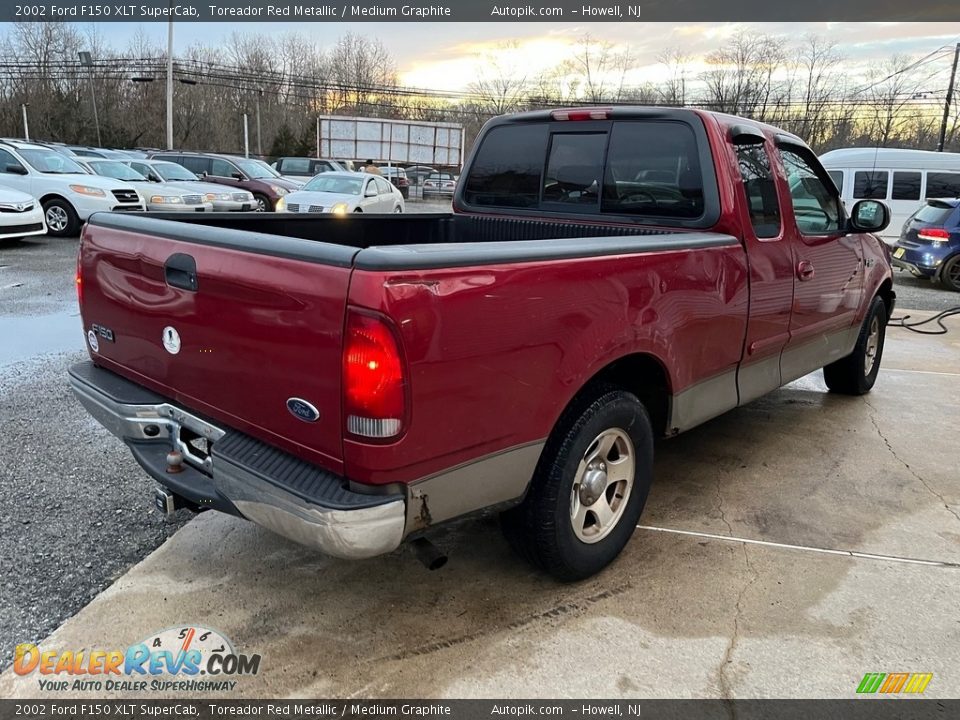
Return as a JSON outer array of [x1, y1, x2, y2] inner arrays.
[[0, 139, 143, 237], [123, 159, 254, 212], [272, 157, 348, 184], [0, 185, 46, 243], [422, 172, 457, 198], [404, 165, 437, 186], [278, 171, 403, 214], [148, 151, 299, 212], [892, 199, 960, 291], [378, 166, 410, 198], [70, 106, 893, 580], [82, 159, 213, 213], [820, 147, 960, 244]]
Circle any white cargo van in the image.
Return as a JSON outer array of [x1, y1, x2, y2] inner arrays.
[[819, 148, 960, 243]]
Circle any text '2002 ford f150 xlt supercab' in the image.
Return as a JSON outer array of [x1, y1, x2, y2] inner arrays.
[[71, 107, 894, 580]]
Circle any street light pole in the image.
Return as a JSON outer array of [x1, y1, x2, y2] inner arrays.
[[21, 103, 30, 141], [937, 43, 960, 152], [78, 51, 102, 146], [166, 15, 174, 150], [243, 113, 250, 158]]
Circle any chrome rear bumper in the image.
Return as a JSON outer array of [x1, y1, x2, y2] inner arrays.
[[69, 362, 406, 560]]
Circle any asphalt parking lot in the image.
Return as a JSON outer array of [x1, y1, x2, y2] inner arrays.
[[1, 215, 958, 698]]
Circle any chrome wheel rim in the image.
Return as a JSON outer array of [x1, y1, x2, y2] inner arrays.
[[46, 206, 68, 232], [570, 428, 635, 544], [255, 197, 268, 212], [864, 315, 880, 376]]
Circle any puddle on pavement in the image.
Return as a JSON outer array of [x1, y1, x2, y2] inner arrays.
[[0, 308, 85, 368]]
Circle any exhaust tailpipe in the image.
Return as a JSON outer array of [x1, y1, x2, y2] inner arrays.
[[412, 537, 448, 570]]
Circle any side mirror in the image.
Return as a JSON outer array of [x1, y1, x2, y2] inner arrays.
[[5, 163, 28, 175], [849, 199, 890, 234], [231, 172, 244, 181], [149, 173, 162, 182]]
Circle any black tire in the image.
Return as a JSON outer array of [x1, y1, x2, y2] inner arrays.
[[938, 255, 960, 292], [253, 194, 271, 212], [823, 295, 887, 395], [501, 388, 654, 582], [42, 198, 80, 238]]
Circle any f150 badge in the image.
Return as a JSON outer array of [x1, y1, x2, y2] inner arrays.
[[287, 398, 320, 423], [162, 326, 181, 355]]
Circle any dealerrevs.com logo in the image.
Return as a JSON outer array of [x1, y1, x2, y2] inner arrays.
[[14, 626, 261, 693]]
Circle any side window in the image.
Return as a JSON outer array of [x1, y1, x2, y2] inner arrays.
[[542, 133, 606, 207], [179, 156, 208, 175], [892, 171, 921, 200], [462, 123, 548, 208], [925, 172, 960, 198], [779, 147, 842, 235], [736, 144, 781, 239], [376, 177, 392, 194], [210, 159, 235, 177], [853, 171, 889, 200], [827, 170, 844, 193], [0, 149, 20, 172], [130, 162, 150, 177], [363, 179, 376, 196], [601, 121, 705, 218]]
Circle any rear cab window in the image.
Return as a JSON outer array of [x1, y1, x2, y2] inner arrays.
[[460, 113, 718, 227]]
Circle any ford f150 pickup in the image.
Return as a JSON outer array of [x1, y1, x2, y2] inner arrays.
[[70, 108, 894, 580]]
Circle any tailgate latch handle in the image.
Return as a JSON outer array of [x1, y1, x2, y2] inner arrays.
[[164, 253, 199, 292]]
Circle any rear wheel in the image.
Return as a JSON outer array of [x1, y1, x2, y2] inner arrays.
[[501, 388, 653, 582], [939, 255, 960, 292], [823, 295, 887, 395], [43, 198, 80, 237]]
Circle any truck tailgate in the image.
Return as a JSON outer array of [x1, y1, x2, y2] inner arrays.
[[78, 214, 357, 472]]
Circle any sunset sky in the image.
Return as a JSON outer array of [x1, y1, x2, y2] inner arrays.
[[78, 21, 960, 90]]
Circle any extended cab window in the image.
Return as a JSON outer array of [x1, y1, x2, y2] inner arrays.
[[780, 147, 842, 235], [736, 145, 780, 238], [601, 122, 705, 218], [462, 124, 548, 208]]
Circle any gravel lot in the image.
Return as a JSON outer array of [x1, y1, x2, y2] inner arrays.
[[0, 216, 956, 671]]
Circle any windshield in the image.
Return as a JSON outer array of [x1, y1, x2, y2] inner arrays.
[[19, 149, 88, 174], [303, 176, 363, 195], [89, 161, 145, 181], [235, 159, 275, 179], [155, 162, 198, 181]]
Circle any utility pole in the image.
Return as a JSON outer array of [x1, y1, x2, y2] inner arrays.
[[316, 117, 320, 158], [937, 43, 960, 152], [78, 52, 102, 146], [166, 14, 174, 150], [256, 89, 263, 156], [21, 103, 29, 140], [243, 113, 250, 158]]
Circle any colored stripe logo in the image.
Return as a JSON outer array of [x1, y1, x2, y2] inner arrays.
[[857, 672, 933, 694]]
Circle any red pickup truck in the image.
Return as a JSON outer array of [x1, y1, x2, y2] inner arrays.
[[71, 108, 894, 580]]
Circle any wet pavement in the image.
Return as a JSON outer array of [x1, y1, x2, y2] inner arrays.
[[1, 228, 958, 699]]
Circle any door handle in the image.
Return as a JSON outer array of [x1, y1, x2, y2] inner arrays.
[[796, 260, 815, 282], [164, 253, 198, 292]]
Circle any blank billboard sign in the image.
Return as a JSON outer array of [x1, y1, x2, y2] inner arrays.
[[319, 116, 464, 166]]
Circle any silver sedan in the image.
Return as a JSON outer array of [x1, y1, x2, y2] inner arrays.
[[124, 160, 256, 212]]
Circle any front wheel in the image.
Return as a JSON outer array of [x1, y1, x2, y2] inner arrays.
[[393, 205, 402, 213], [43, 198, 80, 238], [253, 194, 271, 212], [501, 388, 653, 582], [823, 295, 887, 395]]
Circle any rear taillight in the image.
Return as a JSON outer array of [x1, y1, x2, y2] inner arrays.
[[551, 107, 611, 121], [918, 227, 950, 242], [75, 244, 83, 306], [343, 310, 407, 439]]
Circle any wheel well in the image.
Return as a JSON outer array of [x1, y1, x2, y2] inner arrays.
[[39, 193, 72, 207], [876, 278, 895, 319], [577, 353, 671, 437]]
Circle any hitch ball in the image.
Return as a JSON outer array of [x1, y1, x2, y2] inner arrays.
[[166, 449, 184, 474]]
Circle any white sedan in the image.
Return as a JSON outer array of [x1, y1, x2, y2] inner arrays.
[[0, 186, 46, 242], [277, 172, 403, 214]]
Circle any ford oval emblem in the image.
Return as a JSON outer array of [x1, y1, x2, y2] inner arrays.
[[287, 398, 320, 423]]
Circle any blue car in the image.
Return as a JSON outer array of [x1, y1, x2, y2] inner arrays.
[[893, 199, 960, 291]]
